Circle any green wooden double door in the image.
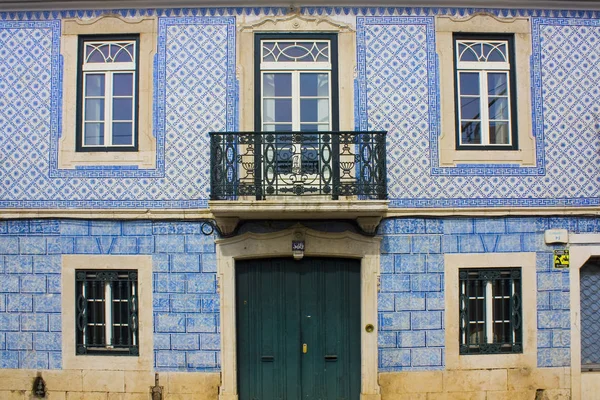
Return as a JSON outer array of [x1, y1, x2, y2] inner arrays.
[[236, 257, 361, 400]]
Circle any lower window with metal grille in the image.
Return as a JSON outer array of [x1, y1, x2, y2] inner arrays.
[[76, 270, 139, 356], [459, 268, 522, 354]]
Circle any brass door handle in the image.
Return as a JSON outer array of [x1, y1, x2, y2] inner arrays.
[[302, 343, 307, 354]]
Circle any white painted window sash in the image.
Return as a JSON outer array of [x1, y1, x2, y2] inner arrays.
[[105, 281, 113, 348], [260, 70, 332, 131], [81, 39, 136, 148], [485, 280, 494, 344], [456, 39, 512, 147], [457, 70, 512, 147], [81, 70, 136, 147]]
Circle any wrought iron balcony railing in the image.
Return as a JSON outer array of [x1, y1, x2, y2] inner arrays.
[[210, 131, 387, 200]]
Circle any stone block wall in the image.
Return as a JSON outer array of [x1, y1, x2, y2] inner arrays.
[[379, 368, 571, 400]]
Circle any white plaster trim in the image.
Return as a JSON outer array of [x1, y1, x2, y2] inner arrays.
[[0, 209, 213, 219], [216, 227, 381, 400], [568, 235, 600, 400], [3, 206, 600, 220], [209, 199, 389, 220], [236, 13, 356, 133], [568, 233, 600, 244], [444, 252, 537, 370], [61, 255, 153, 371]]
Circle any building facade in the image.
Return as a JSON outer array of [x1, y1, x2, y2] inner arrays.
[[0, 1, 599, 399]]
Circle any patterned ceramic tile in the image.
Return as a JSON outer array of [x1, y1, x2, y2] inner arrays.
[[1, 9, 600, 209], [357, 16, 600, 207], [0, 17, 236, 208]]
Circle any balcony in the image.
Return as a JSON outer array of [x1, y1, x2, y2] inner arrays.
[[210, 131, 386, 200], [209, 131, 388, 235]]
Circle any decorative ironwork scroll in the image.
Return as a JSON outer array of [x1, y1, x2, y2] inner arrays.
[[210, 131, 387, 200]]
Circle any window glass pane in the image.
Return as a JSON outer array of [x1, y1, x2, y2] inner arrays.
[[299, 124, 331, 131], [493, 298, 510, 321], [489, 122, 510, 144], [489, 97, 509, 120], [458, 42, 478, 62], [112, 122, 133, 145], [113, 73, 133, 96], [300, 73, 329, 97], [316, 42, 329, 61], [468, 299, 485, 321], [262, 42, 275, 62], [86, 45, 109, 63], [263, 99, 292, 123], [461, 122, 481, 144], [468, 279, 484, 297], [468, 325, 484, 344], [263, 124, 292, 132], [488, 73, 508, 95], [84, 123, 104, 146], [85, 99, 105, 121], [113, 43, 135, 62], [85, 74, 105, 96], [263, 73, 292, 97], [493, 322, 512, 343], [486, 43, 507, 62], [460, 97, 480, 120], [300, 99, 329, 123], [113, 98, 133, 121], [301, 124, 319, 131], [459, 72, 479, 96]]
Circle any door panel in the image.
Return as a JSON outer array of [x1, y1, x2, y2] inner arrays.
[[236, 257, 360, 400]]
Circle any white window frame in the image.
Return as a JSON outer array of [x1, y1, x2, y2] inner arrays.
[[454, 39, 513, 147], [79, 38, 138, 149], [455, 38, 514, 148], [259, 39, 333, 132]]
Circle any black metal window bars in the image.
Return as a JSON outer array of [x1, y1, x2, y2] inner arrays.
[[76, 270, 139, 356], [210, 131, 387, 200], [459, 268, 522, 354]]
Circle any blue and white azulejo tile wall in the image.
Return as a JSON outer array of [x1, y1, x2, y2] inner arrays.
[[0, 8, 599, 209], [0, 216, 592, 371], [0, 220, 220, 371], [0, 16, 236, 209], [356, 15, 600, 208], [376, 216, 592, 370]]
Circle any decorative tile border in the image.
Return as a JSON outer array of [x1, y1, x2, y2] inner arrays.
[[0, 7, 600, 20]]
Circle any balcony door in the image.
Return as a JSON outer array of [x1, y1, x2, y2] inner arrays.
[[255, 34, 339, 196]]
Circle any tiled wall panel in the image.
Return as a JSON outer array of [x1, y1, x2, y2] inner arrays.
[[377, 216, 599, 370], [0, 220, 219, 371], [357, 16, 600, 208], [0, 216, 598, 371], [0, 8, 599, 209]]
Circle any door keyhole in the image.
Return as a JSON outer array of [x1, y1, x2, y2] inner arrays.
[[302, 343, 307, 354]]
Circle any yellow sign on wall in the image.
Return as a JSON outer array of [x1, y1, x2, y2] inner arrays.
[[554, 249, 569, 269]]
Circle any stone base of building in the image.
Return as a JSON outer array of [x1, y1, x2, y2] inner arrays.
[[0, 369, 219, 400], [379, 368, 571, 400]]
